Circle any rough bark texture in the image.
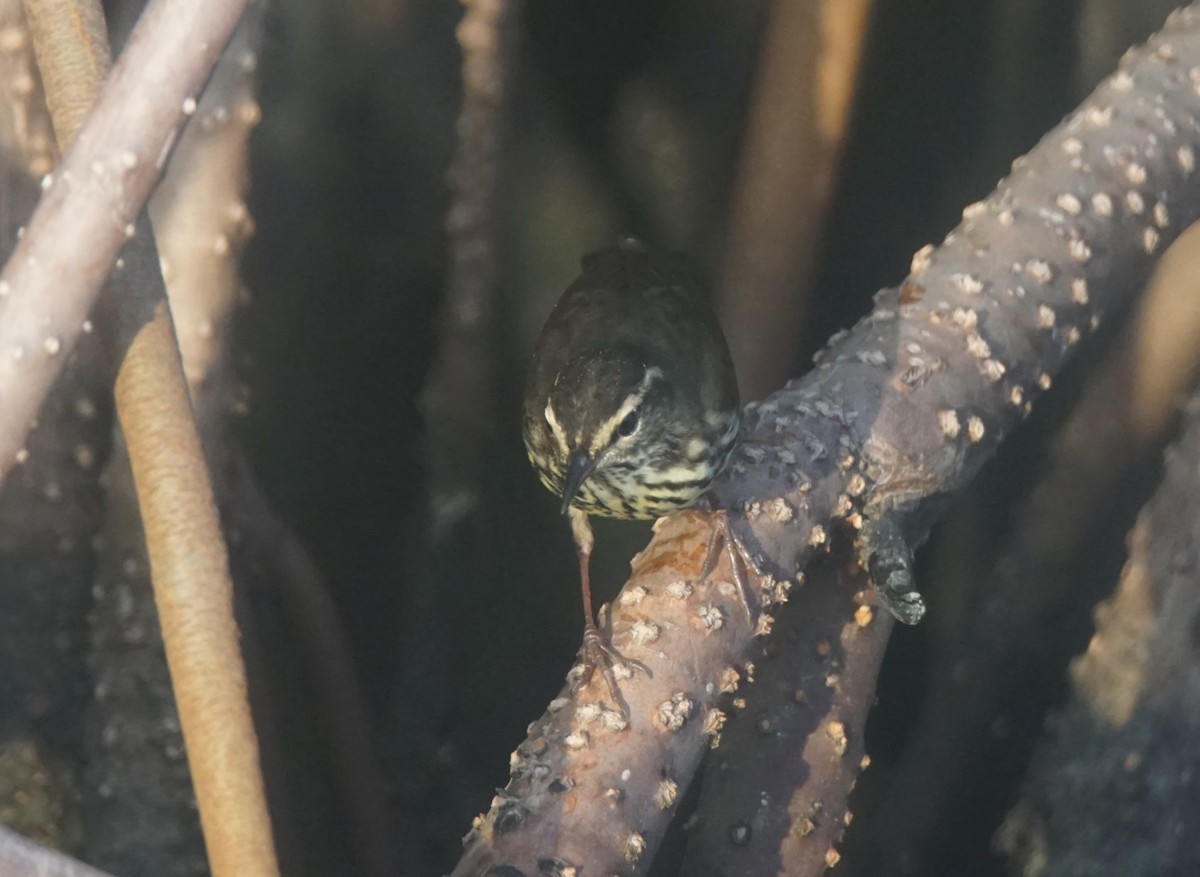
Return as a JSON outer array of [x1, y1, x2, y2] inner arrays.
[[452, 7, 1200, 874]]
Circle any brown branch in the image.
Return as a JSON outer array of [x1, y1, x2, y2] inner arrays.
[[400, 0, 521, 856], [20, 0, 109, 141], [0, 0, 248, 480], [452, 7, 1200, 874], [420, 0, 520, 535], [0, 824, 117, 877], [716, 0, 874, 401], [22, 2, 279, 876]]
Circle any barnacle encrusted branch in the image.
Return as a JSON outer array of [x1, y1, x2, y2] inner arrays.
[[453, 7, 1200, 875]]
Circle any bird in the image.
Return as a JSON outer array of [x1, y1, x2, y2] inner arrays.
[[522, 235, 742, 697]]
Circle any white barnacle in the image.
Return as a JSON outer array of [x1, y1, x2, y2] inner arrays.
[[767, 497, 794, 523], [952, 307, 978, 330], [808, 525, 827, 547], [612, 662, 636, 681], [602, 709, 628, 732], [1143, 227, 1160, 254], [1178, 145, 1195, 174], [564, 730, 589, 750], [1091, 192, 1113, 217], [719, 667, 741, 694], [1111, 70, 1134, 91], [1126, 190, 1145, 214], [656, 778, 679, 809], [625, 833, 646, 863], [1025, 259, 1053, 284], [629, 620, 660, 645], [1055, 193, 1082, 215], [703, 708, 727, 739], [981, 359, 1006, 382], [1037, 305, 1056, 328], [1154, 201, 1170, 228], [575, 703, 602, 725], [967, 416, 986, 443], [697, 603, 724, 632], [1061, 137, 1083, 155], [666, 580, 693, 600], [1125, 162, 1148, 185], [1071, 278, 1089, 305], [962, 201, 987, 220], [966, 333, 991, 360], [754, 614, 775, 637], [938, 409, 961, 438], [1084, 105, 1113, 128], [1069, 238, 1092, 262], [654, 693, 694, 732], [1038, 372, 1053, 391], [826, 720, 849, 756], [1009, 385, 1025, 407], [910, 243, 935, 275], [619, 585, 648, 606], [952, 272, 984, 294]]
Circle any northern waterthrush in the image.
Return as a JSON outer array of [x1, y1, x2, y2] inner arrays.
[[523, 236, 741, 692]]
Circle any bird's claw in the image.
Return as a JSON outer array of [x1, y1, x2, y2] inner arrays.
[[857, 513, 926, 625], [570, 623, 647, 716], [701, 509, 762, 624]]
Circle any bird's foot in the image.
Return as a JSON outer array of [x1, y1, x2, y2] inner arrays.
[[701, 509, 763, 625], [570, 619, 647, 716], [857, 514, 926, 625]]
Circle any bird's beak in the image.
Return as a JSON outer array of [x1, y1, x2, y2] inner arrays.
[[560, 450, 598, 515]]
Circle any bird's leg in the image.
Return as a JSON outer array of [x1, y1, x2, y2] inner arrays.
[[568, 508, 626, 705], [701, 508, 760, 624]]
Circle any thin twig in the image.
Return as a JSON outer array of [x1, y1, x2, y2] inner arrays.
[[452, 7, 1200, 873], [402, 0, 520, 856]]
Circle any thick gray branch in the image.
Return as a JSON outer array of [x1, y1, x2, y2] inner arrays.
[[453, 6, 1200, 875]]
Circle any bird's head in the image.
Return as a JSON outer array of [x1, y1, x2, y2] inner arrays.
[[540, 346, 676, 513]]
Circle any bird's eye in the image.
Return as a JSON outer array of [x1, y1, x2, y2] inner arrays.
[[616, 411, 640, 439]]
